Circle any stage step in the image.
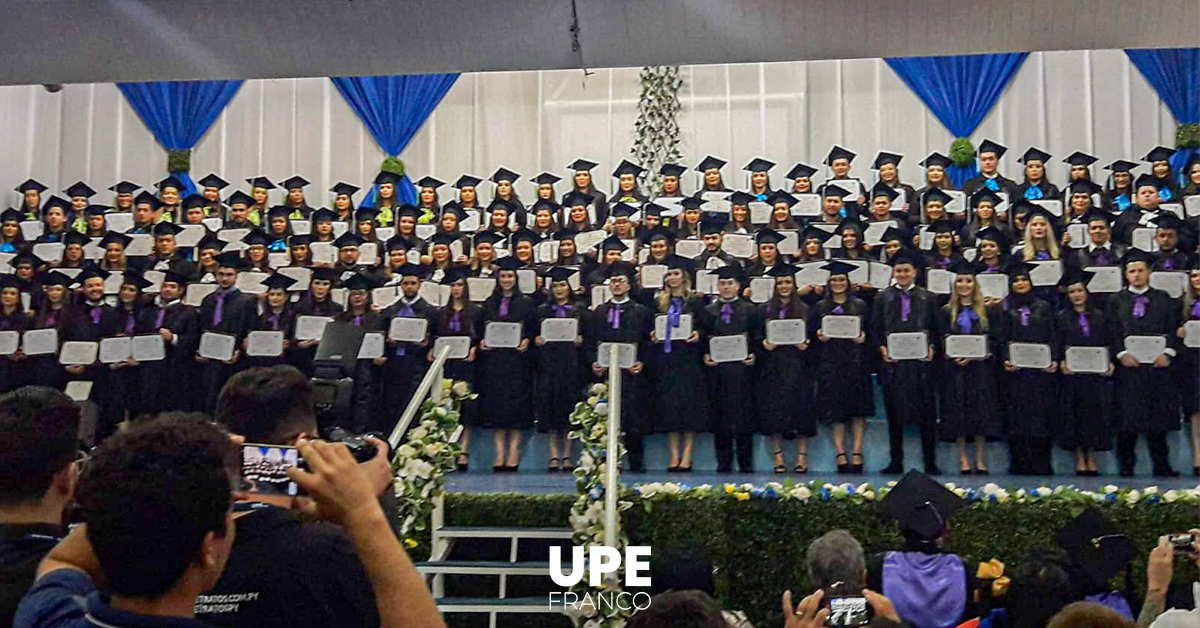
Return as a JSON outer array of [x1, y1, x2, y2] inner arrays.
[[435, 526, 573, 540], [418, 560, 551, 576]]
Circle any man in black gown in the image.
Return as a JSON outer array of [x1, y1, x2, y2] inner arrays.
[[195, 252, 258, 413]]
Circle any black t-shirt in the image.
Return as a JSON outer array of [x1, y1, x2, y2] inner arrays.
[[0, 523, 64, 628], [195, 504, 379, 628]]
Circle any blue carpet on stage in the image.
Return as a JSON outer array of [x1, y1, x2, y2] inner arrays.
[[446, 417, 1200, 494]]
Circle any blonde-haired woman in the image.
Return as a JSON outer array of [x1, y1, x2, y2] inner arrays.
[[647, 257, 708, 472], [935, 260, 1002, 475], [1014, 203, 1062, 306]]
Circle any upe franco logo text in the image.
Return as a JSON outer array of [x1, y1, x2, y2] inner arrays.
[[548, 546, 652, 586]]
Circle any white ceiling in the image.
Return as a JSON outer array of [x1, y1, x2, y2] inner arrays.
[[2, 0, 1198, 85]]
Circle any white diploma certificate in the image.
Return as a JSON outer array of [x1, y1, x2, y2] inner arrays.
[[749, 277, 775, 303], [654, 314, 692, 341], [943, 190, 967, 214], [674, 240, 704, 259], [1149, 271, 1187, 299], [1185, 195, 1200, 218], [0, 331, 17, 356], [198, 332, 235, 361], [132, 335, 165, 362], [276, 267, 312, 290], [235, 271, 270, 295], [59, 341, 99, 366], [484, 322, 522, 348], [1031, 199, 1063, 217], [433, 336, 471, 360], [709, 334, 749, 363], [597, 342, 636, 369], [1065, 346, 1109, 374], [388, 317, 428, 342], [517, 269, 537, 295], [777, 230, 799, 256], [1008, 342, 1052, 369], [976, 274, 1009, 300], [887, 332, 929, 361], [795, 263, 831, 287], [540, 318, 578, 342], [792, 193, 822, 216], [1124, 335, 1166, 364], [1131, 228, 1158, 253], [19, 221, 43, 240], [1185, 321, 1200, 349], [125, 234, 154, 257], [372, 287, 400, 309], [98, 337, 132, 364], [21, 328, 57, 355], [1084, 266, 1122, 293], [721, 234, 755, 259], [357, 332, 385, 359], [294, 315, 333, 342], [640, 265, 666, 289], [821, 315, 861, 340], [32, 243, 63, 263], [64, 381, 92, 402], [106, 213, 134, 233], [574, 230, 608, 252], [695, 271, 718, 295], [925, 269, 954, 295], [1029, 260, 1063, 287], [245, 331, 285, 357], [185, 283, 218, 307], [310, 242, 336, 265], [466, 277, 495, 302], [944, 334, 987, 359], [1067, 223, 1088, 249], [590, 285, 612, 307], [766, 319, 807, 346], [749, 202, 771, 224], [418, 282, 450, 307]]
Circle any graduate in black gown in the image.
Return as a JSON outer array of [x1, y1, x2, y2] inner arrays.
[[872, 249, 939, 474], [244, 274, 297, 370], [703, 264, 761, 473], [1106, 250, 1182, 477], [1055, 269, 1114, 476], [0, 276, 28, 394], [962, 140, 1019, 203], [758, 263, 814, 474], [647, 256, 709, 472], [135, 270, 199, 415], [430, 267, 482, 471], [534, 266, 587, 472], [934, 260, 1002, 475], [64, 266, 120, 442], [587, 261, 652, 472], [996, 262, 1058, 476], [811, 261, 873, 474], [289, 268, 344, 377], [1180, 270, 1200, 476], [195, 252, 259, 414], [478, 256, 538, 471], [102, 272, 149, 427], [28, 272, 73, 393], [380, 264, 439, 436], [1014, 147, 1061, 202], [335, 273, 386, 433]]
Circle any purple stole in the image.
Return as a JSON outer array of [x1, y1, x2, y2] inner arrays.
[[881, 552, 966, 628]]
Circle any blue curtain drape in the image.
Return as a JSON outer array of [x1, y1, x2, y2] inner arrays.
[[1126, 48, 1200, 184], [886, 53, 1029, 187], [331, 73, 459, 206], [117, 80, 243, 197]]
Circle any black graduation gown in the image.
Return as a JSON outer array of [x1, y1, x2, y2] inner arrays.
[[533, 301, 588, 432], [0, 310, 28, 393], [871, 286, 936, 426], [1015, 181, 1061, 202], [934, 304, 1003, 440], [288, 297, 344, 377], [1105, 288, 1182, 434], [379, 297, 439, 430], [646, 295, 709, 433], [64, 303, 121, 440], [755, 299, 814, 436], [477, 292, 537, 429], [586, 299, 652, 436], [1179, 300, 1200, 419], [336, 309, 386, 433], [962, 173, 1018, 198], [136, 301, 200, 414], [1054, 307, 1114, 450], [703, 298, 761, 434], [196, 287, 258, 413], [431, 303, 483, 426], [810, 297, 873, 425], [27, 309, 69, 392], [247, 307, 296, 370], [103, 306, 143, 425], [996, 295, 1058, 438]]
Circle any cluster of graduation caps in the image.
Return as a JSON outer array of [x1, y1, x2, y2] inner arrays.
[[1, 141, 1196, 307]]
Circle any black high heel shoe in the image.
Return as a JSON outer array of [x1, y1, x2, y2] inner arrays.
[[773, 449, 786, 474], [850, 453, 864, 474], [456, 454, 469, 472], [835, 453, 849, 474]]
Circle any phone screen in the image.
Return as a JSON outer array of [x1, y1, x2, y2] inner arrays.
[[825, 596, 872, 627], [241, 444, 304, 496]]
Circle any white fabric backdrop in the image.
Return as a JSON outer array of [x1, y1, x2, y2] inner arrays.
[[0, 49, 1177, 207]]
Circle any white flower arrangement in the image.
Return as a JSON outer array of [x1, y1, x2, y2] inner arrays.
[[390, 379, 475, 549], [565, 384, 635, 627]]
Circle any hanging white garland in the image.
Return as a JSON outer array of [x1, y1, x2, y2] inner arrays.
[[632, 66, 684, 196]]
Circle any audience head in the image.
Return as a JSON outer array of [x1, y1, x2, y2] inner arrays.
[[1005, 548, 1074, 628], [805, 529, 866, 591], [1046, 602, 1136, 628], [77, 413, 238, 598], [0, 386, 80, 513], [215, 365, 317, 444], [625, 590, 726, 628]]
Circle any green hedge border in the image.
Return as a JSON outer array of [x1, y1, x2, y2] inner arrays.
[[416, 493, 1199, 628]]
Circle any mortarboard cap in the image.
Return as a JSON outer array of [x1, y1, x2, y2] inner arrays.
[[836, 216, 865, 234], [530, 198, 560, 215], [396, 205, 423, 222], [562, 191, 594, 208], [975, 227, 1010, 249], [610, 203, 638, 219], [268, 206, 291, 221], [929, 220, 959, 234], [801, 225, 834, 243], [1017, 147, 1051, 164], [766, 263, 799, 278], [440, 266, 468, 285], [42, 196, 69, 213], [726, 191, 755, 206], [1104, 160, 1140, 173], [333, 232, 364, 249], [890, 248, 925, 268], [825, 145, 856, 166], [242, 229, 274, 247], [152, 221, 183, 237], [970, 188, 1002, 208], [530, 173, 561, 187], [567, 159, 598, 172], [641, 202, 665, 218], [659, 164, 686, 178], [287, 234, 312, 247], [679, 197, 706, 211], [1155, 213, 1186, 232], [341, 273, 376, 291], [664, 255, 694, 273], [554, 227, 578, 241], [1143, 146, 1175, 163], [765, 190, 797, 207], [494, 256, 525, 272], [485, 199, 518, 216], [1121, 249, 1155, 267], [948, 258, 977, 276], [225, 191, 254, 207], [279, 176, 310, 190], [600, 235, 629, 252], [42, 271, 73, 287], [510, 227, 540, 246], [133, 191, 162, 209], [121, 271, 152, 291], [196, 234, 226, 252], [415, 176, 445, 190], [154, 176, 183, 192], [879, 226, 908, 244], [108, 181, 140, 195], [15, 179, 46, 194], [1134, 173, 1160, 191], [245, 177, 275, 190], [1063, 152, 1098, 167], [694, 156, 727, 173], [1058, 268, 1095, 288], [214, 251, 243, 270], [786, 163, 818, 180], [310, 208, 336, 223], [84, 205, 107, 217], [65, 232, 91, 247], [311, 267, 340, 283], [331, 182, 361, 197], [977, 140, 1007, 158], [1055, 509, 1136, 587], [606, 261, 637, 282], [355, 207, 381, 224], [644, 226, 676, 245], [397, 263, 428, 279], [98, 232, 132, 249], [743, 158, 776, 173], [878, 470, 965, 539], [755, 228, 784, 245], [0, 209, 20, 223], [440, 203, 468, 222], [713, 265, 745, 281], [261, 274, 297, 291], [384, 237, 409, 252], [76, 265, 109, 282], [64, 182, 96, 198], [196, 174, 229, 190], [472, 231, 505, 247], [162, 270, 190, 287], [545, 266, 577, 285], [822, 260, 858, 277], [611, 160, 645, 178], [821, 184, 847, 199], [490, 168, 520, 184], [919, 152, 952, 169], [923, 188, 953, 206], [872, 152, 903, 169], [1068, 179, 1103, 197], [871, 182, 900, 202], [699, 215, 728, 235], [1007, 261, 1037, 278], [374, 171, 402, 186], [181, 194, 207, 210]]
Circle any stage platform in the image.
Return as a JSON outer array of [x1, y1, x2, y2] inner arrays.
[[445, 420, 1200, 495]]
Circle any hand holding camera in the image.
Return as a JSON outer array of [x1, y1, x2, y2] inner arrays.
[[287, 437, 386, 529]]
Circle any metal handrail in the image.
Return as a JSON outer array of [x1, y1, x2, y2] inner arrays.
[[602, 343, 621, 566], [389, 344, 453, 452]]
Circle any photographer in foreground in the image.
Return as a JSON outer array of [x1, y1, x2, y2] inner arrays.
[[206, 365, 440, 628], [784, 530, 907, 628], [1138, 532, 1200, 627], [0, 387, 80, 628]]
